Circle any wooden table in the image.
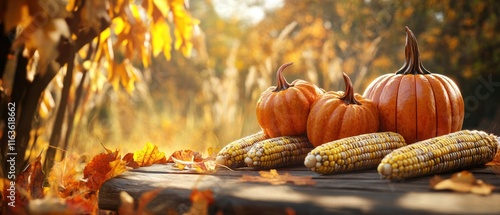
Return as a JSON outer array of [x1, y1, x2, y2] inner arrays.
[[99, 164, 500, 214]]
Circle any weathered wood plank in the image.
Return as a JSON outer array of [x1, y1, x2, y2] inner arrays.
[[99, 164, 500, 214]]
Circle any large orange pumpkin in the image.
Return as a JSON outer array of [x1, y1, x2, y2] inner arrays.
[[307, 73, 379, 147], [256, 62, 324, 137], [363, 27, 464, 144]]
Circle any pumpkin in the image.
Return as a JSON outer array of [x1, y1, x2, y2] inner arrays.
[[256, 62, 324, 138], [307, 73, 379, 147], [363, 26, 464, 144]]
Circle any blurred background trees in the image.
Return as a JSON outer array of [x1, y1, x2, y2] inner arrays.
[[1, 0, 498, 176]]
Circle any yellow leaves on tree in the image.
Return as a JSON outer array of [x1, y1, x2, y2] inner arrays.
[[82, 0, 200, 94]]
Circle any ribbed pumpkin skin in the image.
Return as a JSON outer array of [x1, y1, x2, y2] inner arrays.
[[256, 63, 323, 138], [363, 73, 464, 144], [363, 27, 464, 144], [307, 74, 379, 147]]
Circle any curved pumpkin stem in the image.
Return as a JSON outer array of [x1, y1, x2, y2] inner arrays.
[[340, 73, 361, 105], [273, 62, 294, 92], [396, 26, 431, 75]]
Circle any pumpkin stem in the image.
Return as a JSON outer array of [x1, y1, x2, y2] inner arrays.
[[273, 62, 294, 92], [340, 73, 361, 105], [396, 26, 431, 75]]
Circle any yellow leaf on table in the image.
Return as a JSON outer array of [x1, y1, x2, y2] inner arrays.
[[133, 142, 168, 167], [107, 160, 127, 179], [240, 169, 316, 186]]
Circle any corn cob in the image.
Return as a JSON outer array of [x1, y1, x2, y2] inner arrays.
[[244, 136, 314, 169], [304, 132, 407, 174], [378, 130, 499, 180], [216, 131, 268, 168]]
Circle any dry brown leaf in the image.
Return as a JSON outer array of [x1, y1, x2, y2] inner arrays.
[[17, 155, 45, 200], [168, 149, 203, 163], [83, 149, 122, 191], [122, 152, 140, 169], [168, 149, 205, 171], [430, 170, 496, 195], [47, 154, 86, 198], [133, 142, 168, 167], [170, 157, 217, 173], [240, 169, 316, 186]]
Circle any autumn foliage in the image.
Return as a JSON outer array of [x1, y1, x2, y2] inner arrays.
[[0, 143, 215, 214]]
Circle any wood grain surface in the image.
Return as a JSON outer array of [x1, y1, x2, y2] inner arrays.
[[99, 164, 500, 214]]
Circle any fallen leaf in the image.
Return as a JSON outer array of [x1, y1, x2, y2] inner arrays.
[[168, 149, 204, 170], [430, 170, 496, 195], [83, 149, 122, 191], [17, 155, 45, 199], [170, 157, 217, 173], [240, 169, 316, 186], [133, 142, 168, 167], [122, 152, 140, 169], [168, 149, 203, 163], [184, 189, 214, 215], [47, 154, 86, 198]]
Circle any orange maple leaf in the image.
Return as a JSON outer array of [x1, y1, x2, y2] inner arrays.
[[83, 149, 123, 191], [133, 142, 168, 167], [122, 152, 139, 169]]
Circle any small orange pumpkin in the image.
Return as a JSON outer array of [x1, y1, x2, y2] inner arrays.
[[256, 62, 324, 137], [307, 73, 379, 147], [363, 27, 464, 143]]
